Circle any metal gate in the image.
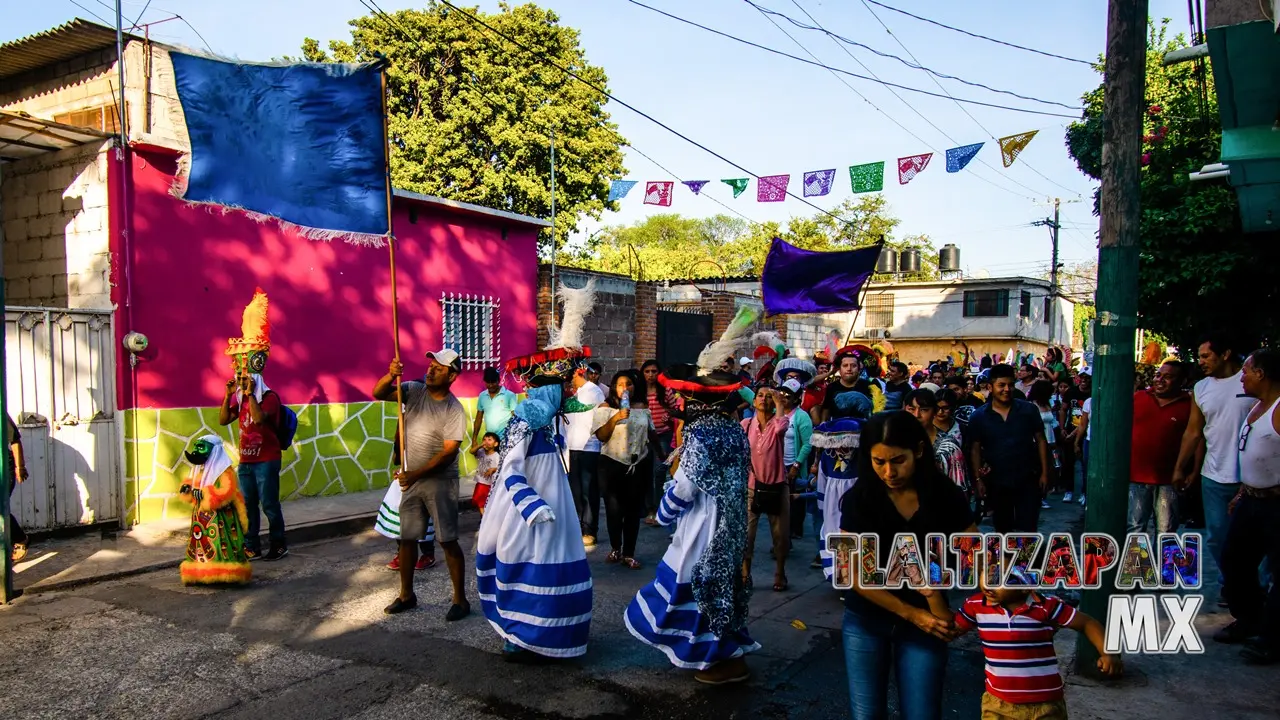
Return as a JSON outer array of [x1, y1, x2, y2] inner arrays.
[[4, 308, 121, 531], [657, 310, 713, 370]]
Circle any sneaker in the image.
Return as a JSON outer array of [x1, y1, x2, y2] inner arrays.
[[264, 546, 289, 561], [1041, 500, 1052, 509], [1062, 492, 1073, 503], [1078, 494, 1087, 506], [693, 657, 750, 685], [388, 555, 401, 571], [245, 548, 262, 561], [1213, 620, 1261, 644], [384, 594, 418, 615], [415, 555, 437, 571]]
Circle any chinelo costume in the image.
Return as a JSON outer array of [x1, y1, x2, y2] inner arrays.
[[812, 397, 870, 581], [475, 280, 596, 661], [625, 307, 760, 685], [177, 435, 252, 585]]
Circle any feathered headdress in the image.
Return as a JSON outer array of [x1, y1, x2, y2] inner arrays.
[[226, 288, 271, 356], [508, 279, 596, 386], [696, 306, 762, 372]]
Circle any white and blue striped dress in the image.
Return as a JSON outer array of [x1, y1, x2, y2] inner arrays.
[[624, 466, 761, 669], [817, 450, 858, 581], [475, 415, 592, 658]]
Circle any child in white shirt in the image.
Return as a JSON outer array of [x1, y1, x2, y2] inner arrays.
[[471, 432, 501, 513]]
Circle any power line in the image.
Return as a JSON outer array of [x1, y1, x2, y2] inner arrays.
[[430, 0, 861, 229], [743, 0, 1078, 110], [771, 0, 1056, 201], [855, 0, 1083, 198], [66, 0, 115, 27], [862, 0, 1094, 66], [621, 0, 1079, 120]]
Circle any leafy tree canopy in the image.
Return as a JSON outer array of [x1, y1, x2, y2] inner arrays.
[[302, 2, 626, 254], [1064, 19, 1279, 351], [568, 196, 938, 281]]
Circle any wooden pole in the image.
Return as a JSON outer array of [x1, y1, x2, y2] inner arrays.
[[380, 67, 408, 473], [1076, 0, 1147, 677]]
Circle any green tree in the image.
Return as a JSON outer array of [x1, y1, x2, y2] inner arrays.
[[1065, 20, 1280, 350], [302, 2, 626, 254], [569, 195, 939, 281]]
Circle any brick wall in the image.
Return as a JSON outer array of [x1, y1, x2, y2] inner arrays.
[[1, 142, 112, 308], [537, 266, 638, 375], [635, 281, 657, 367]]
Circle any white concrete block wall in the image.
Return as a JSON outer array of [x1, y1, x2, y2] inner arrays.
[[1, 142, 113, 309]]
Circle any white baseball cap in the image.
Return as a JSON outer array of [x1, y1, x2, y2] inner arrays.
[[425, 348, 461, 371], [781, 378, 804, 395], [739, 356, 752, 366]]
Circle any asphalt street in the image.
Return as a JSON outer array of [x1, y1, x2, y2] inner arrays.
[[0, 507, 988, 719]]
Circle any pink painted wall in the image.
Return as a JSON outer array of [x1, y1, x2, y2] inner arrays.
[[112, 148, 539, 410]]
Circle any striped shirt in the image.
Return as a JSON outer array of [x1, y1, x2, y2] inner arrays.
[[954, 592, 1077, 704]]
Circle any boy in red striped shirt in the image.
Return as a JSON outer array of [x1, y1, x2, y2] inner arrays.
[[949, 575, 1122, 719]]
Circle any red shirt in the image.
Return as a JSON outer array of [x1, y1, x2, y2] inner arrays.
[[1130, 390, 1191, 485], [955, 592, 1077, 704], [237, 392, 282, 463]]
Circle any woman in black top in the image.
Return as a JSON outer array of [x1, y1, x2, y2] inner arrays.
[[840, 411, 978, 720]]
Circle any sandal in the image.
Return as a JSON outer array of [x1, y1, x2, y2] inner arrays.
[[644, 515, 658, 526], [773, 576, 789, 592], [623, 557, 642, 569], [606, 550, 622, 564]]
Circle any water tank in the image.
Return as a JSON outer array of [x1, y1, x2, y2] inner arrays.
[[899, 248, 922, 275], [876, 247, 899, 274], [939, 244, 961, 273]]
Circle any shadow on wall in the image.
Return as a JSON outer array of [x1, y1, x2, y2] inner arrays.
[[1, 143, 111, 309]]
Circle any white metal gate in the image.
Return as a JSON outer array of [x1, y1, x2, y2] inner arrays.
[[5, 308, 121, 531]]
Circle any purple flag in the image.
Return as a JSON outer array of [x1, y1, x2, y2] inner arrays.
[[762, 238, 881, 315], [683, 180, 709, 195]]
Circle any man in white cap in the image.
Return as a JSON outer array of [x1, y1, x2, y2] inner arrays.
[[373, 349, 471, 621]]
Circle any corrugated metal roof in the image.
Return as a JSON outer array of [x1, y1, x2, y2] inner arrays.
[[393, 189, 551, 229], [0, 18, 138, 82], [0, 110, 111, 162]]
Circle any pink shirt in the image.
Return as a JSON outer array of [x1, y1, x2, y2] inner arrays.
[[743, 415, 789, 489]]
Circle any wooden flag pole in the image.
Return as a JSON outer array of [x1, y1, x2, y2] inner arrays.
[[380, 65, 408, 473], [844, 237, 887, 347]]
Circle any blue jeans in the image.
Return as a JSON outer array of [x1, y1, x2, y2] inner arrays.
[[1126, 483, 1179, 538], [239, 460, 285, 551], [843, 606, 948, 720], [1202, 477, 1237, 587]]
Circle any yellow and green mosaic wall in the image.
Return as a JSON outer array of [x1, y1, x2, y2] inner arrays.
[[124, 398, 485, 525]]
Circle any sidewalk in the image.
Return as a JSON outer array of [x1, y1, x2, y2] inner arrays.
[[10, 483, 437, 595]]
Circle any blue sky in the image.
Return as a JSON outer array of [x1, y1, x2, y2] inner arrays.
[[8, 0, 1195, 276]]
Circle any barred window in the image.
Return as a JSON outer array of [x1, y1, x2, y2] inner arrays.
[[963, 289, 1010, 317], [865, 293, 895, 329], [441, 293, 501, 369]]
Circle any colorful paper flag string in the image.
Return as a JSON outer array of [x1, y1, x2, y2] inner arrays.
[[945, 143, 984, 173], [849, 162, 885, 193], [608, 180, 638, 202], [757, 174, 790, 202], [803, 169, 837, 197], [643, 181, 673, 206], [898, 153, 933, 185], [722, 178, 750, 198], [682, 180, 709, 195], [998, 130, 1039, 167]]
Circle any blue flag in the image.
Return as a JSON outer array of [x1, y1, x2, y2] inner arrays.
[[761, 239, 881, 315], [945, 143, 984, 173], [170, 53, 389, 245], [608, 180, 638, 202]]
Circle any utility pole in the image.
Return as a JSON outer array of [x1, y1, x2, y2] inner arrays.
[[1076, 0, 1147, 677], [1032, 198, 1063, 346]]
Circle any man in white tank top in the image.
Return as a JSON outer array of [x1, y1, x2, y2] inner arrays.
[[1217, 349, 1280, 664], [1172, 336, 1254, 594]]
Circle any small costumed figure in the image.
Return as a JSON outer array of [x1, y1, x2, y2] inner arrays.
[[178, 435, 252, 585], [475, 281, 596, 662], [813, 394, 870, 581], [625, 307, 761, 686]]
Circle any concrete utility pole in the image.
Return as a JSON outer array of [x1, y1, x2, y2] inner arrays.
[[1076, 0, 1147, 677], [1033, 198, 1062, 345]]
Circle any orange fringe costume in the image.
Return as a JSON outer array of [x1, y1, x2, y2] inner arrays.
[[177, 435, 252, 585]]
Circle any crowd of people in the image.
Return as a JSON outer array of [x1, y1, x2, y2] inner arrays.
[[145, 287, 1277, 719]]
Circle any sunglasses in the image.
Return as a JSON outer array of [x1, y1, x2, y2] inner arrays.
[[1240, 422, 1254, 453]]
